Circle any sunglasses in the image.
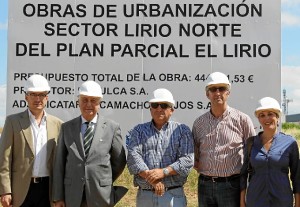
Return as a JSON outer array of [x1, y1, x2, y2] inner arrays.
[[150, 103, 171, 109], [208, 87, 228, 93]]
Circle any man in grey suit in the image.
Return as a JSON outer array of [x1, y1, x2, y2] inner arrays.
[[0, 74, 63, 207], [52, 80, 127, 207]]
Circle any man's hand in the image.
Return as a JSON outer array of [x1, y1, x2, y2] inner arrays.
[[0, 194, 12, 207], [54, 200, 66, 207], [138, 170, 150, 179], [146, 169, 164, 185], [152, 182, 165, 196]]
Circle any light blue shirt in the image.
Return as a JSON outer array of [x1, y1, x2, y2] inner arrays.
[[126, 120, 194, 189]]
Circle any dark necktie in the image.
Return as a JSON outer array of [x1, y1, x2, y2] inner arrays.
[[84, 122, 94, 158]]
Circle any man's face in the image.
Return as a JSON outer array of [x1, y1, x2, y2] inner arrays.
[[206, 84, 230, 106], [150, 102, 174, 128], [79, 95, 101, 121], [25, 91, 49, 113]]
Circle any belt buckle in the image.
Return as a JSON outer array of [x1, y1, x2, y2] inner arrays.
[[212, 177, 218, 182], [33, 177, 40, 183]]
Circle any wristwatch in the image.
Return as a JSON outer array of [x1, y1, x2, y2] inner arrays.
[[163, 168, 170, 176]]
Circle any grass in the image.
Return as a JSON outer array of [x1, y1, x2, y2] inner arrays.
[[115, 168, 198, 207], [282, 123, 300, 140], [0, 125, 300, 207]]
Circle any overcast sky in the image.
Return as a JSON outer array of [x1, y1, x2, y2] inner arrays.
[[0, 0, 300, 126]]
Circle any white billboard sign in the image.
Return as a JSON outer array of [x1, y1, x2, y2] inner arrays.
[[7, 0, 281, 134]]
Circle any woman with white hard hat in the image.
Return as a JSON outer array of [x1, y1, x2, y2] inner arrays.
[[240, 97, 300, 207]]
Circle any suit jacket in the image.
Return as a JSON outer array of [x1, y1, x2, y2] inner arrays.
[[0, 110, 63, 207], [52, 115, 127, 207]]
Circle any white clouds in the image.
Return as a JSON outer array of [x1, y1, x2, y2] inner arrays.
[[0, 22, 7, 30], [0, 84, 6, 127], [282, 65, 300, 87], [282, 0, 300, 7], [282, 0, 300, 27], [282, 66, 300, 115], [282, 12, 300, 27]]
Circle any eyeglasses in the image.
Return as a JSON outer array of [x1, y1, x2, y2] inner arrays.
[[208, 87, 228, 93], [26, 93, 49, 98], [150, 103, 171, 109]]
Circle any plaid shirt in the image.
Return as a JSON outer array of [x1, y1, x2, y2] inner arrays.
[[126, 120, 194, 189]]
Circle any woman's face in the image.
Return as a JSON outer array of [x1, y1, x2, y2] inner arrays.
[[257, 110, 279, 131]]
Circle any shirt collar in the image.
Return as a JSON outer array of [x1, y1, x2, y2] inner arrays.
[[81, 114, 98, 125], [257, 131, 280, 140], [150, 119, 170, 131], [209, 106, 231, 119], [27, 109, 47, 123]]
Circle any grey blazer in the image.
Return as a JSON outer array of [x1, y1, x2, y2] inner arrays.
[[52, 115, 127, 207]]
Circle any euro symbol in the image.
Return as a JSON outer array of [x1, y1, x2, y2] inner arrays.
[[248, 75, 254, 83]]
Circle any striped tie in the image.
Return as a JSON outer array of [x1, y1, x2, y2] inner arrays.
[[84, 122, 94, 158]]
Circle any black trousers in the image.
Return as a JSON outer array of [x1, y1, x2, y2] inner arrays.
[[80, 189, 88, 207], [20, 177, 50, 207]]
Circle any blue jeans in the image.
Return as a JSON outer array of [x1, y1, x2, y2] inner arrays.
[[137, 187, 187, 207], [198, 176, 240, 207]]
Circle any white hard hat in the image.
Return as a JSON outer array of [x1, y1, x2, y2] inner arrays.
[[206, 72, 231, 90], [78, 81, 103, 98], [25, 74, 50, 92], [149, 88, 175, 106], [255, 97, 281, 117]]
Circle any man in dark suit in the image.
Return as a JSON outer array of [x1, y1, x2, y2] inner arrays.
[[52, 80, 127, 207], [0, 74, 63, 207]]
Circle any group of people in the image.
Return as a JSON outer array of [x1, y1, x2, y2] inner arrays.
[[0, 72, 299, 207]]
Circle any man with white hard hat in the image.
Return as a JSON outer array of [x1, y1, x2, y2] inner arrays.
[[192, 72, 256, 207], [0, 74, 63, 207], [127, 88, 194, 207], [52, 80, 127, 207]]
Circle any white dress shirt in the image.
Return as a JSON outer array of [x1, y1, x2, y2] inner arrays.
[[28, 110, 49, 177]]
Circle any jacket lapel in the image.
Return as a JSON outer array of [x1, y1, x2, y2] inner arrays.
[[19, 110, 34, 155], [87, 116, 106, 159], [45, 116, 57, 164], [73, 117, 85, 159]]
